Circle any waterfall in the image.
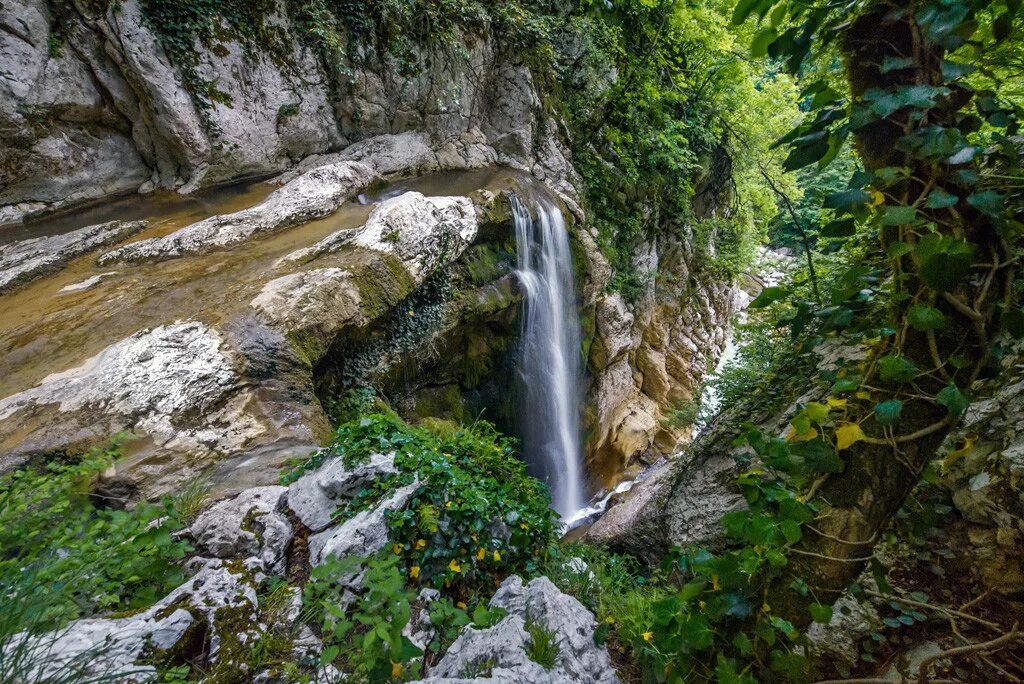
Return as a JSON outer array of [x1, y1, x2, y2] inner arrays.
[[511, 194, 584, 519]]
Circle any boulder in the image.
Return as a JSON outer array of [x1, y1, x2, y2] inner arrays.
[[420, 575, 619, 683], [308, 481, 421, 566], [6, 561, 258, 681], [99, 162, 377, 264], [287, 452, 399, 532], [0, 220, 146, 293], [190, 485, 293, 574]]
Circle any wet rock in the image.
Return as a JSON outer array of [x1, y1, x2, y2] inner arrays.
[[288, 452, 399, 532], [308, 481, 420, 566], [0, 220, 145, 293], [190, 485, 293, 574], [420, 575, 619, 683], [59, 272, 118, 293], [99, 162, 377, 264]]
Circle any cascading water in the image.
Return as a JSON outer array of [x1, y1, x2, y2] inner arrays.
[[511, 194, 585, 520]]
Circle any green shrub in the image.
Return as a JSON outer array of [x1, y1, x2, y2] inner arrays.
[[0, 443, 191, 634]]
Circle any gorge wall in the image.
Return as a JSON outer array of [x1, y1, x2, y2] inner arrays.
[[0, 0, 737, 502]]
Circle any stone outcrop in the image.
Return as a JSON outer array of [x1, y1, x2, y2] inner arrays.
[[0, 321, 264, 475], [581, 231, 737, 491], [287, 451, 399, 532], [6, 561, 260, 682], [0, 219, 146, 293], [99, 162, 377, 264], [419, 574, 619, 684], [308, 480, 421, 566], [935, 340, 1024, 594]]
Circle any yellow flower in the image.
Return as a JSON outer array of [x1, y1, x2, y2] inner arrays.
[[410, 566, 420, 580], [391, 661, 403, 678], [642, 631, 654, 642], [604, 616, 615, 624], [762, 602, 771, 613], [520, 522, 528, 530], [449, 559, 462, 573], [476, 548, 486, 561], [415, 539, 427, 550], [445, 501, 452, 508], [492, 550, 501, 562], [392, 543, 403, 555], [711, 575, 720, 591], [456, 601, 467, 609]]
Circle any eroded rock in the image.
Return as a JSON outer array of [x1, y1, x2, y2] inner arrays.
[[190, 485, 293, 574], [0, 321, 262, 473], [99, 162, 377, 264], [0, 220, 145, 293], [420, 575, 619, 683], [288, 452, 399, 532], [308, 481, 420, 566]]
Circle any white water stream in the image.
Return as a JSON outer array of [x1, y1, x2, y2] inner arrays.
[[512, 195, 585, 520]]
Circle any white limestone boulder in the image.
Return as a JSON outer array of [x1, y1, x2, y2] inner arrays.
[[190, 485, 293, 574], [287, 452, 399, 532]]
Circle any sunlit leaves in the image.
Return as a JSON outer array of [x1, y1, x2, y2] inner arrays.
[[835, 422, 867, 450]]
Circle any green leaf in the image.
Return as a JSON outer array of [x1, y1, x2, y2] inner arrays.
[[915, 234, 975, 291], [809, 603, 833, 623], [967, 191, 1004, 218], [874, 400, 903, 426], [881, 205, 918, 225], [887, 241, 912, 257], [1004, 308, 1024, 338], [732, 0, 763, 25], [750, 286, 791, 308], [780, 519, 802, 543], [924, 189, 959, 208], [751, 28, 777, 57], [820, 218, 856, 238], [878, 356, 919, 383], [825, 189, 872, 213], [936, 385, 968, 416], [907, 304, 946, 331]]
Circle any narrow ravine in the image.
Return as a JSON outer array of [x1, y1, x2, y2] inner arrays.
[[511, 195, 585, 520]]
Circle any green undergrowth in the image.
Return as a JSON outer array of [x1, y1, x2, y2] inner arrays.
[[287, 401, 559, 680], [0, 441, 192, 679]]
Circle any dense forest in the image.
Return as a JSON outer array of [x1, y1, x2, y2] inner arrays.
[[0, 0, 1021, 681]]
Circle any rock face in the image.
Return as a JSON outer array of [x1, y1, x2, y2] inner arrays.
[[288, 451, 399, 532], [935, 340, 1024, 594], [0, 0, 579, 222], [0, 321, 262, 474], [0, 219, 146, 292], [580, 231, 737, 490], [7, 561, 259, 682], [420, 575, 619, 684], [308, 480, 421, 566]]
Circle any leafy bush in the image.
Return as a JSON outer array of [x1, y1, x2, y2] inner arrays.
[[0, 443, 191, 635]]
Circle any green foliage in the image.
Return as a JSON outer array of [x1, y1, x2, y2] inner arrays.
[[286, 410, 557, 598], [0, 443, 191, 636], [306, 555, 423, 681], [524, 619, 559, 669]]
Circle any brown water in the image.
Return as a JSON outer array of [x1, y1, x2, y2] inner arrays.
[[0, 167, 527, 398]]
